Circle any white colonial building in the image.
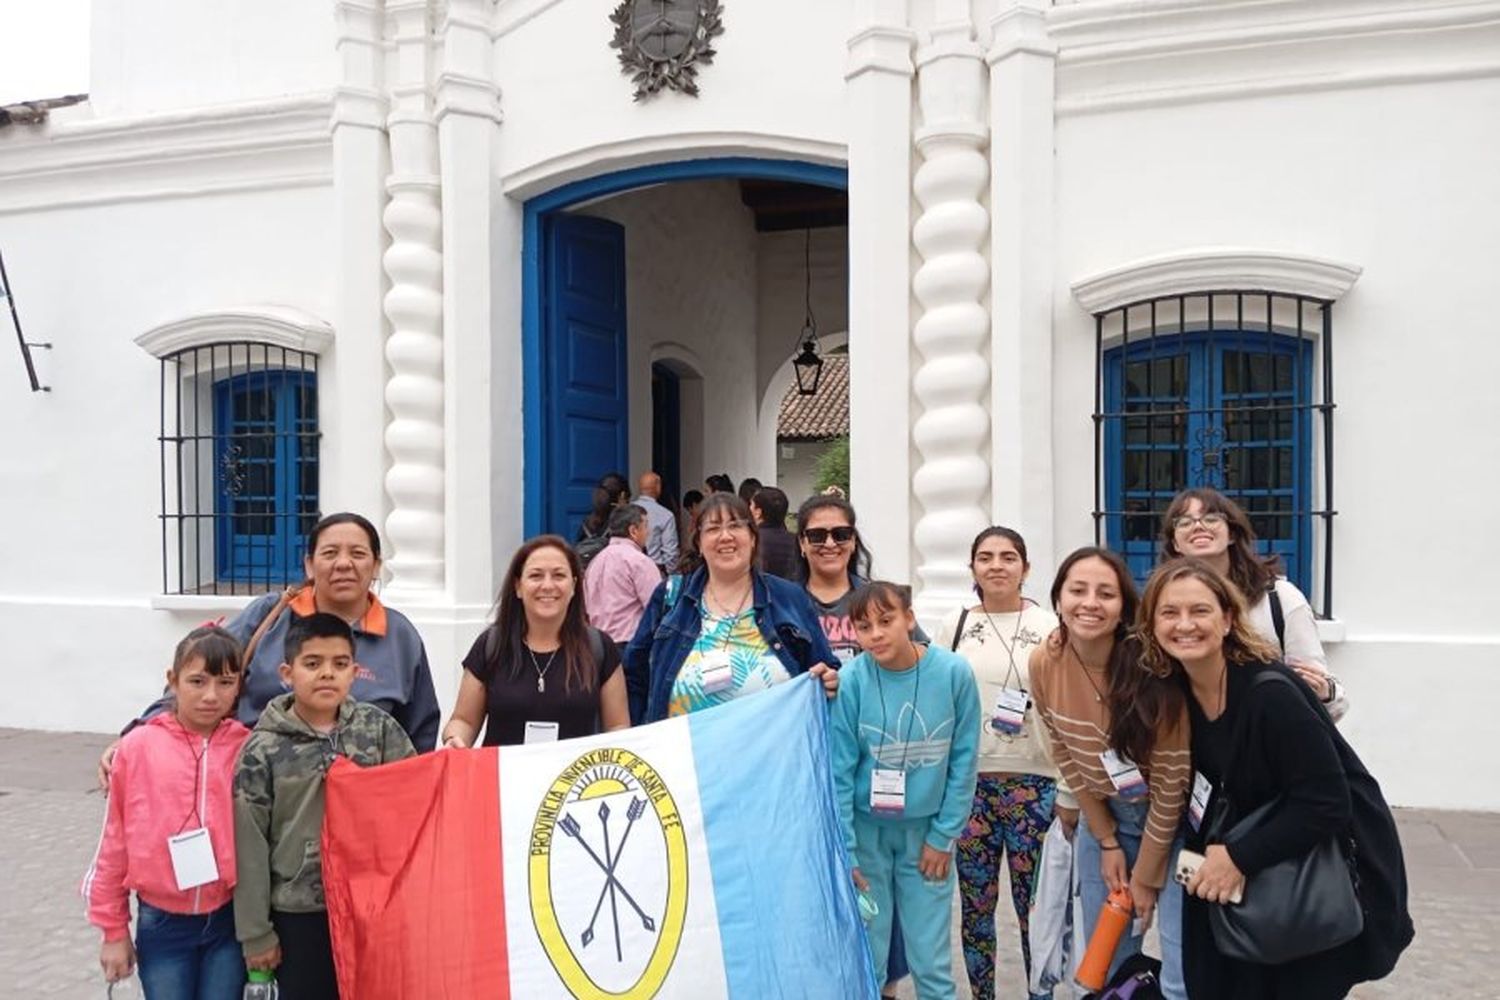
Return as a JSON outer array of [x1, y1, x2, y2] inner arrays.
[[2, 0, 1497, 809]]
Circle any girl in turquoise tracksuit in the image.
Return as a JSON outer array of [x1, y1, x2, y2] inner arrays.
[[832, 581, 981, 1000]]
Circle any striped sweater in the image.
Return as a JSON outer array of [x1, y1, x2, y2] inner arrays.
[[1029, 639, 1190, 887]]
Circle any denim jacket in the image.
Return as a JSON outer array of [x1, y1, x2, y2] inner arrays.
[[624, 567, 837, 724]]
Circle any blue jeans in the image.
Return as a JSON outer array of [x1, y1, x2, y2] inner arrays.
[[1075, 797, 1185, 1000], [135, 900, 244, 1000]]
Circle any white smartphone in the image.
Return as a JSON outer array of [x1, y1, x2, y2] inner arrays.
[[1174, 849, 1243, 904]]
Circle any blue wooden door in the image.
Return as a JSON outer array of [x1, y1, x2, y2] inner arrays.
[[543, 214, 628, 538]]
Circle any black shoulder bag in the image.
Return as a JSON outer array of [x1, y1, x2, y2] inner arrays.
[[1205, 670, 1364, 965]]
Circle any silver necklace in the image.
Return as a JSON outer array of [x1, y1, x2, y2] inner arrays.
[[528, 645, 559, 693]]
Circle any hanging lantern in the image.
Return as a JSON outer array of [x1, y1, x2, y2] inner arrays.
[[792, 228, 822, 396]]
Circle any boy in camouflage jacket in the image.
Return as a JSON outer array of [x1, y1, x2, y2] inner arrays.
[[233, 612, 415, 997]]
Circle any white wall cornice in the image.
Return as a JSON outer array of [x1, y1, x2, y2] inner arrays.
[[1070, 248, 1363, 314], [1048, 0, 1500, 115], [135, 306, 336, 359], [0, 93, 334, 215]]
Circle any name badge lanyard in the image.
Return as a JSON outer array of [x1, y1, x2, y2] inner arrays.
[[873, 657, 921, 779], [172, 729, 211, 835], [167, 728, 221, 891], [985, 610, 1027, 735], [700, 602, 745, 694]]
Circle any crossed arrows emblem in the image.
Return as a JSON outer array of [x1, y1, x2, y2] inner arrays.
[[560, 796, 656, 962]]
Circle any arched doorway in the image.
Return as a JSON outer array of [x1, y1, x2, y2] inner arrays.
[[521, 158, 848, 537]]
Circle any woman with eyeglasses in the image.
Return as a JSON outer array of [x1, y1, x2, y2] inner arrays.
[[623, 492, 839, 725], [1159, 489, 1348, 721]]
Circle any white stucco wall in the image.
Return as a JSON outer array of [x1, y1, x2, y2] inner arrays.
[[1051, 77, 1500, 809], [776, 440, 834, 514], [89, 0, 337, 117]]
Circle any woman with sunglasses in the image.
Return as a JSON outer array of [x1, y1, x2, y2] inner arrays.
[[1160, 489, 1348, 721], [623, 492, 839, 725]]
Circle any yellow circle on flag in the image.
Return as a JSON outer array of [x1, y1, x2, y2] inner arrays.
[[529, 747, 689, 998]]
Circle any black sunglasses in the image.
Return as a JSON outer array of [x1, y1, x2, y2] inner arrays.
[[802, 526, 856, 545]]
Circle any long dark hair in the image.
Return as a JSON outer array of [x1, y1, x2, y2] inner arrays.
[[581, 473, 630, 538], [306, 511, 381, 559], [968, 525, 1028, 598], [677, 493, 760, 574], [1048, 547, 1180, 767], [492, 536, 596, 695], [1159, 488, 1279, 600], [793, 494, 873, 584]]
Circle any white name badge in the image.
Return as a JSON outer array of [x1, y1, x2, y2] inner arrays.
[[1100, 749, 1148, 800], [869, 768, 907, 816], [834, 647, 858, 664], [991, 688, 1029, 736], [524, 721, 560, 745], [167, 827, 219, 891], [1188, 771, 1213, 832], [699, 650, 735, 694]]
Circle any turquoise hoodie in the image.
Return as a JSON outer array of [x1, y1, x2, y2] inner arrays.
[[831, 645, 981, 854]]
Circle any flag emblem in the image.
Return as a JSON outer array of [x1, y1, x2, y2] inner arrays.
[[529, 747, 690, 998]]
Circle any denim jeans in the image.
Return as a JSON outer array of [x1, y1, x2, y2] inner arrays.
[[135, 900, 244, 1000], [1075, 796, 1185, 1000]]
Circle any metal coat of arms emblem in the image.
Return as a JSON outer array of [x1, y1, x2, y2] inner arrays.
[[609, 0, 725, 101]]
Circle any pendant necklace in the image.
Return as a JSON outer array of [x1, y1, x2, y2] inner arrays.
[[529, 646, 559, 693], [1070, 642, 1109, 703]]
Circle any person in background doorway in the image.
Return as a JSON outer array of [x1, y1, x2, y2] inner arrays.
[[737, 476, 763, 504], [680, 489, 704, 556], [750, 486, 799, 581], [443, 536, 629, 748], [632, 471, 680, 573], [577, 472, 631, 542], [933, 527, 1059, 1000], [1158, 488, 1347, 721], [1029, 548, 1190, 999], [704, 473, 735, 495], [584, 505, 664, 645]]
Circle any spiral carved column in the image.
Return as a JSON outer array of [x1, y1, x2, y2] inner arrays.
[[381, 0, 445, 591], [910, 16, 991, 621]]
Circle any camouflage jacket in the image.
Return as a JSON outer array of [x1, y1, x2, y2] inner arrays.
[[232, 693, 415, 956]]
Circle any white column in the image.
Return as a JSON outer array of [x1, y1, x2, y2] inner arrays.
[[327, 1, 389, 522], [988, 1, 1059, 588], [381, 0, 445, 594], [435, 0, 503, 611], [845, 0, 916, 584], [911, 2, 991, 620]]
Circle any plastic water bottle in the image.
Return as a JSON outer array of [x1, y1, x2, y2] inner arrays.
[[243, 969, 279, 1000], [1074, 886, 1132, 992]]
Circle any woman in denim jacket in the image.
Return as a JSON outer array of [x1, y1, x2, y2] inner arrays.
[[625, 492, 839, 724]]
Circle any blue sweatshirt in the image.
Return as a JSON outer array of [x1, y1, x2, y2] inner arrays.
[[831, 645, 981, 854]]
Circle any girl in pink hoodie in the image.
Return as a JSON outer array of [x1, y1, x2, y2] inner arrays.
[[83, 625, 252, 997]]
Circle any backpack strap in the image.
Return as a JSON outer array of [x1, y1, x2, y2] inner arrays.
[[243, 582, 307, 666], [950, 607, 970, 651], [1267, 584, 1286, 653], [663, 573, 683, 613]]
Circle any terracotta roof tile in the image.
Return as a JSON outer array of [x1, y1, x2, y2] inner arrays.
[[777, 354, 848, 441]]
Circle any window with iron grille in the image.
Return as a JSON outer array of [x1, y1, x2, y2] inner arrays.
[[1092, 292, 1335, 615], [157, 343, 320, 594]]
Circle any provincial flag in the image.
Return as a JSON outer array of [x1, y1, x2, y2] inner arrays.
[[321, 674, 879, 999]]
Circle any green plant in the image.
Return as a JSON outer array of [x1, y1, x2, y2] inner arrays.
[[812, 436, 850, 499]]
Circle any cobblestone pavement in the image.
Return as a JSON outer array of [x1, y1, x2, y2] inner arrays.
[[4, 727, 1494, 998]]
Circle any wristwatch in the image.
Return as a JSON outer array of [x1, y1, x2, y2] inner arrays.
[[1321, 674, 1340, 704]]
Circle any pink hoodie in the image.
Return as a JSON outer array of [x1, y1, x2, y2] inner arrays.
[[82, 712, 251, 941]]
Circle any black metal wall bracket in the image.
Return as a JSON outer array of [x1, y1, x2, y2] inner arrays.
[[0, 248, 50, 392]]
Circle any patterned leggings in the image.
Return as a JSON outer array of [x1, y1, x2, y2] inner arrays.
[[956, 773, 1057, 1000]]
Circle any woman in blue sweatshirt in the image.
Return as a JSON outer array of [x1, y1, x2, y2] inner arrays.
[[832, 581, 981, 1000]]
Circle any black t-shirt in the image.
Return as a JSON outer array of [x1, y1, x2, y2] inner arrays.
[[460, 629, 621, 746]]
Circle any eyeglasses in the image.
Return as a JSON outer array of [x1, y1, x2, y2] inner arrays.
[[1172, 513, 1227, 533], [802, 526, 856, 545], [700, 520, 751, 540]]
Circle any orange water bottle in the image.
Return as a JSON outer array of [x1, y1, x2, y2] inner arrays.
[[1074, 886, 1132, 993]]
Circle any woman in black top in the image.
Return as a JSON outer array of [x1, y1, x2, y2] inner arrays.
[[1138, 558, 1411, 998], [442, 536, 631, 747]]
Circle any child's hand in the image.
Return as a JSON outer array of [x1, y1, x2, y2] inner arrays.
[[851, 867, 869, 893], [917, 844, 951, 882], [100, 938, 135, 982], [246, 943, 282, 971], [808, 662, 840, 698]]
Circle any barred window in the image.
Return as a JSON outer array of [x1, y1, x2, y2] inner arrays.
[[1092, 292, 1335, 615], [157, 342, 320, 594]]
